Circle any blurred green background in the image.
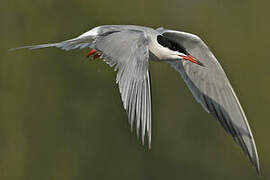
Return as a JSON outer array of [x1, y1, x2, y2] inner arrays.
[[1, 0, 269, 179]]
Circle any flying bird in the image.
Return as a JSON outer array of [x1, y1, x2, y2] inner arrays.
[[10, 25, 261, 175]]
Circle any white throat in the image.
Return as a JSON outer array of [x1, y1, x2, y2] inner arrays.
[[148, 38, 181, 60]]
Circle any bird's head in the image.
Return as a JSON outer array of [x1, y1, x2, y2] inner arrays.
[[157, 35, 204, 66]]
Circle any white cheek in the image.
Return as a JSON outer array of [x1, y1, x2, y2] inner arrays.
[[170, 54, 181, 59], [149, 40, 180, 60]]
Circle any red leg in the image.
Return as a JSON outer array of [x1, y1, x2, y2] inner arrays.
[[87, 49, 96, 57], [93, 53, 101, 59]]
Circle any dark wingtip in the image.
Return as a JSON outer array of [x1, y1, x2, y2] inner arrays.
[[255, 164, 262, 177]]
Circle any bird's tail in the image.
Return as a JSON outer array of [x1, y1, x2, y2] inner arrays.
[[8, 43, 60, 51], [9, 37, 94, 52]]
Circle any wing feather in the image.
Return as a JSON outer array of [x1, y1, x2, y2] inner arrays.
[[94, 30, 152, 147], [158, 28, 261, 175], [11, 26, 153, 148]]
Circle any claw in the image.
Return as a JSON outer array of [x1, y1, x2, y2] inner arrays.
[[87, 49, 96, 57], [93, 53, 101, 59]]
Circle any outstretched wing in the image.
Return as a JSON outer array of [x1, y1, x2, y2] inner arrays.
[[10, 27, 152, 147], [157, 28, 260, 175], [94, 30, 152, 147]]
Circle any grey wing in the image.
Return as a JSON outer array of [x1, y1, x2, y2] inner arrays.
[[94, 30, 152, 147], [9, 26, 124, 51], [8, 25, 142, 51], [157, 28, 260, 175], [10, 27, 152, 147]]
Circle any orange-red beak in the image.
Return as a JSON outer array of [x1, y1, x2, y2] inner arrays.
[[179, 55, 204, 66]]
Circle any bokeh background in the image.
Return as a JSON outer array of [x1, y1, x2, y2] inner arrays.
[[1, 0, 269, 179]]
